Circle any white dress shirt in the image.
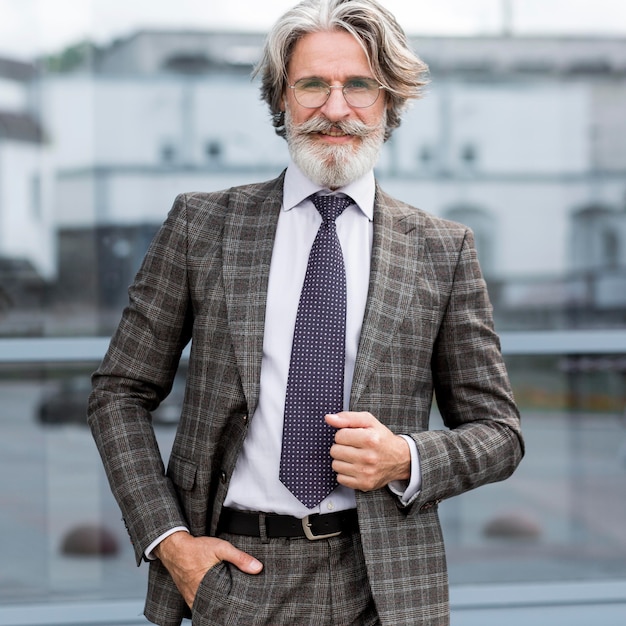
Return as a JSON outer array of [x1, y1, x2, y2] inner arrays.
[[146, 162, 420, 557], [224, 162, 420, 516]]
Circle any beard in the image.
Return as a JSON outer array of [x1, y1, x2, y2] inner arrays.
[[284, 109, 386, 189]]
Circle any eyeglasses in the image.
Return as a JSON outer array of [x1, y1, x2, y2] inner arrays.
[[288, 77, 385, 109]]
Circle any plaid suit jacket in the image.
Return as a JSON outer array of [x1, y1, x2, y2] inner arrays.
[[89, 172, 523, 626]]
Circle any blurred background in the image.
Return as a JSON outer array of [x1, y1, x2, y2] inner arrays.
[[0, 1, 625, 624]]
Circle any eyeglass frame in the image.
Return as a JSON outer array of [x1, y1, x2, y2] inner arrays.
[[288, 77, 386, 109]]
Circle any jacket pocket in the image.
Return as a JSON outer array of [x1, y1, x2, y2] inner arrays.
[[167, 452, 198, 491]]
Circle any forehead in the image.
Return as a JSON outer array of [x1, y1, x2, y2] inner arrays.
[[287, 30, 373, 80]]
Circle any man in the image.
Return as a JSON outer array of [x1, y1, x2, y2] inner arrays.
[[89, 1, 524, 624]]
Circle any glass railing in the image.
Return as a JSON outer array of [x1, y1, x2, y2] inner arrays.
[[1, 330, 625, 619]]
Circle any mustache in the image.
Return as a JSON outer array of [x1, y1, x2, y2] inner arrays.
[[292, 115, 380, 138]]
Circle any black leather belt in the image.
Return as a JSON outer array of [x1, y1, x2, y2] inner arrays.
[[217, 507, 359, 541]]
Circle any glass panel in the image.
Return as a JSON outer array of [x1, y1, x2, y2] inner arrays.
[[442, 354, 626, 585], [0, 363, 183, 604], [2, 354, 624, 605]]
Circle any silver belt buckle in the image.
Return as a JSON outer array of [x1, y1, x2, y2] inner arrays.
[[302, 514, 342, 541]]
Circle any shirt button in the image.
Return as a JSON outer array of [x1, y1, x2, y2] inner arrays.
[[326, 501, 335, 511]]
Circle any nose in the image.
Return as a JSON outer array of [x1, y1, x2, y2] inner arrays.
[[319, 85, 352, 121]]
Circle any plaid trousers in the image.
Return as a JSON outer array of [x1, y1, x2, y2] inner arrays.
[[190, 530, 380, 626]]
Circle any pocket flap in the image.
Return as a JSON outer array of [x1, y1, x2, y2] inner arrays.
[[167, 452, 198, 491]]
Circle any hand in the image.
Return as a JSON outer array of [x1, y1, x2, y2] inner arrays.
[[154, 531, 263, 608], [326, 411, 411, 491]]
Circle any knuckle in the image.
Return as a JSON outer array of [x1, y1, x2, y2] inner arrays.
[[363, 450, 378, 466]]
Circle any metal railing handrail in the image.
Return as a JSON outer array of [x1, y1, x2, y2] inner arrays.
[[2, 329, 626, 364]]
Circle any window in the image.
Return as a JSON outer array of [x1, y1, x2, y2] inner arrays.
[[443, 205, 495, 277], [30, 174, 41, 220], [160, 141, 177, 163], [205, 138, 223, 161], [571, 204, 625, 270]]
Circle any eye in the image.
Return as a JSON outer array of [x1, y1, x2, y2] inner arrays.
[[345, 78, 377, 91], [296, 78, 329, 91]]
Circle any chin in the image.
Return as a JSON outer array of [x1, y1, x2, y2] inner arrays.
[[290, 140, 367, 188]]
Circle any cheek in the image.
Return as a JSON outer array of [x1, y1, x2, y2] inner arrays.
[[356, 111, 379, 129], [363, 102, 387, 128], [285, 101, 316, 126]]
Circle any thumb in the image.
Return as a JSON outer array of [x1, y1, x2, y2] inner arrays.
[[324, 412, 346, 428], [217, 541, 263, 575], [325, 411, 373, 429]]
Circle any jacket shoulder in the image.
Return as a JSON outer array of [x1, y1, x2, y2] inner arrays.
[[375, 185, 471, 237], [175, 172, 285, 217]]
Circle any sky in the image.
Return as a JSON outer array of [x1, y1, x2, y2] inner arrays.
[[1, 0, 626, 61]]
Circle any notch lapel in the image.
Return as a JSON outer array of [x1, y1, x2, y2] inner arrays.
[[350, 187, 423, 408], [222, 175, 284, 417]]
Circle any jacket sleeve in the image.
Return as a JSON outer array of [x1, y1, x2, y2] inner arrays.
[[412, 228, 524, 509], [88, 194, 193, 565]]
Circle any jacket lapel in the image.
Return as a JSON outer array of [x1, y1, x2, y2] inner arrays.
[[350, 186, 423, 408], [222, 174, 284, 416], [221, 175, 421, 416]]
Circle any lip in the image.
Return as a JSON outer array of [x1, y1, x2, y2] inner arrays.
[[314, 130, 355, 144], [322, 128, 347, 137]]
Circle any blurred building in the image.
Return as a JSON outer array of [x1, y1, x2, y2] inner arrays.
[[2, 30, 626, 331], [1, 28, 626, 626], [0, 57, 55, 324]]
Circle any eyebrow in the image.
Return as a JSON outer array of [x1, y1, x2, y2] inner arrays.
[[294, 74, 376, 83]]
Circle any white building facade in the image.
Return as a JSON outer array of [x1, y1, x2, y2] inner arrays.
[[0, 58, 55, 280], [1, 31, 625, 327]]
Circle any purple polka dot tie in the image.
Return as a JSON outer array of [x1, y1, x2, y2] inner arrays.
[[279, 193, 352, 508]]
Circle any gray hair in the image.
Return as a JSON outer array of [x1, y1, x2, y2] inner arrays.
[[254, 0, 429, 141]]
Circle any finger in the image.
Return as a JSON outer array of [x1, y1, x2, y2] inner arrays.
[[215, 541, 263, 574], [333, 463, 374, 491], [330, 440, 365, 462], [333, 420, 385, 449], [325, 411, 375, 429], [333, 427, 369, 447], [332, 457, 359, 478]]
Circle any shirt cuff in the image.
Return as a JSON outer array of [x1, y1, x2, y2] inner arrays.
[[144, 526, 189, 561], [388, 435, 422, 506]]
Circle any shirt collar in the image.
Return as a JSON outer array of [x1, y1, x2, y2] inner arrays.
[[283, 159, 375, 221]]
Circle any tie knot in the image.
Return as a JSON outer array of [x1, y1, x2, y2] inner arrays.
[[310, 194, 352, 223]]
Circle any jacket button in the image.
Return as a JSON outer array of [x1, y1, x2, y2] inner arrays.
[[242, 414, 248, 423], [420, 499, 442, 512]]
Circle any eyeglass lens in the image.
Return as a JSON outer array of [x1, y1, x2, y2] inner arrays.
[[292, 79, 382, 108]]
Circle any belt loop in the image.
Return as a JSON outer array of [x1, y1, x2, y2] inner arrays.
[[259, 512, 270, 544]]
